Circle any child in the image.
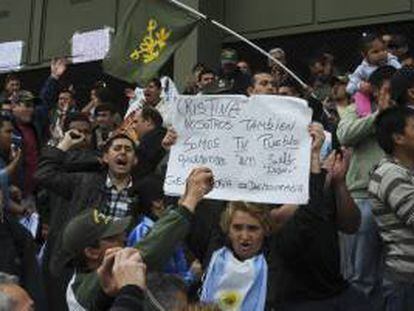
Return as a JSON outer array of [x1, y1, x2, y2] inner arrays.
[[347, 33, 401, 117], [127, 175, 199, 285]]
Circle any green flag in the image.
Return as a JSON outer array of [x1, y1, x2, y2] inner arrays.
[[103, 0, 199, 84]]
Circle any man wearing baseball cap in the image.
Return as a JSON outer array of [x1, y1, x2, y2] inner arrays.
[[59, 167, 214, 310], [218, 48, 250, 95], [59, 208, 131, 310], [11, 90, 48, 197]]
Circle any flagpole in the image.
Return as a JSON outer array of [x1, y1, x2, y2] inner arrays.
[[168, 0, 309, 89]]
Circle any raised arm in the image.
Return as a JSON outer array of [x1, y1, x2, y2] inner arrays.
[[40, 58, 68, 111], [34, 129, 86, 200], [327, 149, 361, 233], [136, 167, 215, 270], [336, 105, 378, 146], [346, 64, 365, 95]]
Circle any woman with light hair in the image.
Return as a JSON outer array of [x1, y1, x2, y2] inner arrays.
[[199, 122, 368, 311], [201, 202, 272, 311]]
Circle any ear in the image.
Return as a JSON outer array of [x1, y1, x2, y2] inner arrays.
[[407, 88, 414, 101], [132, 155, 138, 167], [392, 133, 405, 146], [102, 152, 109, 165], [84, 247, 101, 261]]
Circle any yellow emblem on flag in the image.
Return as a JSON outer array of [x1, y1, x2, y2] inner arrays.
[[130, 18, 171, 64], [217, 290, 242, 310]]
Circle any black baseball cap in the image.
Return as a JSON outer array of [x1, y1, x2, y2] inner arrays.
[[57, 209, 131, 271]]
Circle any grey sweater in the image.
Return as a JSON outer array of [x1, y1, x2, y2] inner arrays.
[[368, 157, 414, 283]]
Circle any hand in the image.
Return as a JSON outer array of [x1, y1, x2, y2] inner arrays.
[[57, 129, 85, 151], [10, 147, 22, 166], [5, 148, 22, 176], [309, 122, 325, 154], [309, 123, 324, 174], [359, 81, 372, 95], [112, 248, 146, 290], [322, 150, 336, 172], [50, 58, 67, 79], [89, 97, 100, 108], [189, 260, 203, 279], [21, 198, 36, 216], [180, 167, 214, 213], [9, 185, 22, 203], [161, 128, 178, 150], [97, 247, 123, 296], [378, 82, 393, 112], [270, 205, 299, 232], [330, 148, 352, 184], [124, 88, 136, 100], [302, 85, 315, 97]]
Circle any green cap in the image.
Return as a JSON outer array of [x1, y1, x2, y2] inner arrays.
[[59, 209, 131, 269], [221, 48, 238, 65]]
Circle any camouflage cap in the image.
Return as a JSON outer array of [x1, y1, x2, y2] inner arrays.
[[57, 209, 131, 270], [15, 90, 36, 105]]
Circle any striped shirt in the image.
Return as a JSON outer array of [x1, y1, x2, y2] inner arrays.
[[368, 157, 414, 282]]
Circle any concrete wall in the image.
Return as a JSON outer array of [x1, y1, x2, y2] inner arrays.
[[223, 0, 414, 41]]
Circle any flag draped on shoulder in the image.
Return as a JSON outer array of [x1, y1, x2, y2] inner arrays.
[[103, 0, 200, 84]]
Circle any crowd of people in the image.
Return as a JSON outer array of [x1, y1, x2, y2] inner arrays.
[[0, 31, 414, 311]]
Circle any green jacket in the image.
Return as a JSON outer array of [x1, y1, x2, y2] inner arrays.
[[336, 104, 384, 199], [71, 205, 194, 310]]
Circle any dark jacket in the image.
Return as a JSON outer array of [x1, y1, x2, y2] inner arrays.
[[110, 285, 145, 311], [40, 76, 60, 111], [267, 173, 348, 308], [40, 75, 78, 116], [218, 68, 251, 95], [0, 214, 46, 310], [35, 146, 140, 273], [134, 127, 167, 178], [38, 148, 101, 311]]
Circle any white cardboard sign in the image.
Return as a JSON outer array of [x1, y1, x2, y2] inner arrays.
[[165, 95, 313, 204], [71, 28, 111, 63], [0, 41, 23, 72]]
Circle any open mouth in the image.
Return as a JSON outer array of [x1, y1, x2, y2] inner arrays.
[[115, 157, 128, 167], [240, 242, 251, 252]]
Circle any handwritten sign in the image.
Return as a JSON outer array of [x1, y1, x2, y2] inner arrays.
[[72, 28, 111, 63], [0, 41, 23, 72], [165, 95, 313, 204]]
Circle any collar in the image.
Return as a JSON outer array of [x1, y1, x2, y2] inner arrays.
[[388, 155, 414, 173], [105, 174, 133, 191]]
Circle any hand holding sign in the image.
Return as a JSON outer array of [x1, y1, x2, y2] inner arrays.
[[162, 127, 178, 150], [180, 167, 215, 212]]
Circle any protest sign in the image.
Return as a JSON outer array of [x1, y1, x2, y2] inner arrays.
[[0, 41, 23, 72], [72, 28, 112, 64], [165, 95, 313, 204]]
